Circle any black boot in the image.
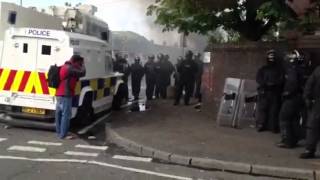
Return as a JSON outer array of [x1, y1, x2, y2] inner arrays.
[[257, 126, 267, 132], [276, 142, 295, 149], [299, 150, 315, 159]]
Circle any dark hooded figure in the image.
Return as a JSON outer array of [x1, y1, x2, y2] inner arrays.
[[256, 49, 284, 133], [130, 56, 144, 100], [277, 50, 305, 149], [144, 55, 157, 100], [174, 51, 198, 106]]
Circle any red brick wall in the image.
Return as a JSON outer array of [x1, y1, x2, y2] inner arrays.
[[202, 42, 293, 116], [203, 37, 320, 117]]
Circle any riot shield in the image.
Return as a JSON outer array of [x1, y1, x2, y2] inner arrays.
[[235, 79, 258, 129], [217, 78, 241, 127]]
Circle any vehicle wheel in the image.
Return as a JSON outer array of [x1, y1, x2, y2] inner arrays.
[[112, 83, 128, 111], [74, 93, 94, 127]]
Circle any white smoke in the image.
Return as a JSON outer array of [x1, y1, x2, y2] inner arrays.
[[85, 0, 207, 50]]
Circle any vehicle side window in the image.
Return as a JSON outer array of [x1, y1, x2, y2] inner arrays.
[[23, 43, 28, 53], [101, 31, 109, 42], [8, 11, 17, 25], [41, 45, 51, 55], [105, 55, 113, 73]]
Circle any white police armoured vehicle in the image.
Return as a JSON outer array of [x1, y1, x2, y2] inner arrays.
[[0, 3, 126, 129]]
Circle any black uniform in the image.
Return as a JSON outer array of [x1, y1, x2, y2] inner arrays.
[[130, 61, 144, 100], [113, 56, 130, 100], [174, 59, 183, 87], [154, 60, 162, 99], [303, 66, 320, 154], [278, 62, 304, 147], [174, 57, 198, 105], [113, 57, 130, 84], [159, 59, 174, 99], [298, 58, 313, 139], [194, 57, 204, 103], [256, 61, 284, 132], [144, 60, 156, 100]]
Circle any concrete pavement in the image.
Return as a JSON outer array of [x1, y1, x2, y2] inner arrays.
[[106, 99, 320, 180], [0, 122, 286, 180]]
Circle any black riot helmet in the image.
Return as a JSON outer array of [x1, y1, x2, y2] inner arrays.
[[185, 50, 193, 60], [134, 56, 141, 63], [266, 49, 276, 63], [285, 50, 300, 64], [148, 55, 155, 62]]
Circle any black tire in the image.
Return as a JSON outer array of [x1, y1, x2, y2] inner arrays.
[[112, 83, 128, 110], [73, 92, 94, 127]]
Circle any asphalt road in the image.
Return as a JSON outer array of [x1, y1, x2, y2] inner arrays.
[[0, 117, 292, 180]]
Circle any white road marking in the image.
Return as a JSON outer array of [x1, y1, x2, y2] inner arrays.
[[113, 155, 152, 162], [28, 141, 62, 146], [0, 155, 192, 180], [0, 138, 7, 142], [64, 151, 98, 157], [75, 144, 108, 151], [77, 113, 111, 135], [89, 161, 192, 180], [7, 146, 46, 153]]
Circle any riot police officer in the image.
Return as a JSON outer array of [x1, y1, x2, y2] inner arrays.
[[130, 56, 144, 100], [256, 50, 284, 133], [155, 54, 163, 99], [194, 53, 204, 103], [277, 50, 304, 148], [174, 51, 198, 106], [113, 54, 130, 84], [144, 55, 157, 100], [113, 54, 130, 100], [298, 53, 313, 139], [174, 56, 183, 87], [159, 54, 174, 99], [300, 65, 320, 159]]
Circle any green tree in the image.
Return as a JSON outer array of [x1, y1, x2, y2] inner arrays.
[[147, 0, 316, 41]]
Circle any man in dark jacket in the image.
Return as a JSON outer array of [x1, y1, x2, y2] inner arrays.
[[130, 56, 144, 100], [277, 51, 304, 148], [256, 50, 284, 133], [300, 65, 320, 159], [144, 55, 157, 100], [55, 55, 86, 139], [174, 51, 198, 105]]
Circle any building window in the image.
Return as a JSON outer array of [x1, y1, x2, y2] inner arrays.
[[23, 43, 28, 53], [41, 45, 51, 55], [8, 11, 17, 25]]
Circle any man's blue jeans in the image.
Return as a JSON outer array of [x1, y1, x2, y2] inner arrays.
[[55, 96, 72, 139]]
